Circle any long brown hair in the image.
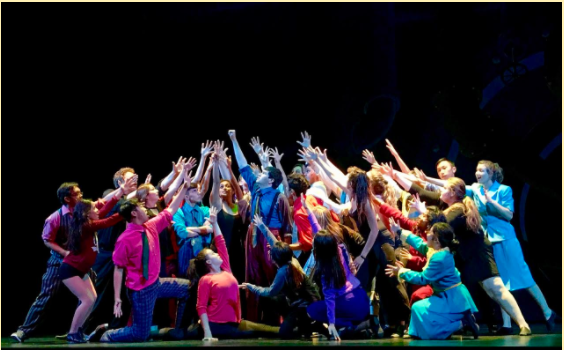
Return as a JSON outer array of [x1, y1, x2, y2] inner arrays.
[[270, 242, 305, 288], [313, 230, 346, 289], [444, 177, 481, 233], [347, 169, 370, 225], [68, 199, 94, 254]]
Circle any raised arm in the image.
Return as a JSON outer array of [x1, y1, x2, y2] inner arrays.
[[270, 147, 290, 197], [210, 154, 223, 210], [163, 158, 196, 204], [198, 158, 214, 198], [193, 141, 214, 184], [165, 174, 190, 216], [252, 213, 279, 248], [385, 139, 411, 174], [228, 130, 248, 169]]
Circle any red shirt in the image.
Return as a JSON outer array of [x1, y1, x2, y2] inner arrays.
[[63, 197, 122, 274], [196, 235, 241, 323], [292, 195, 322, 253], [378, 202, 427, 271], [113, 210, 172, 291]]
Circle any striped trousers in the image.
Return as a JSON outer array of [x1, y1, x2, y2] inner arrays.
[[104, 278, 190, 342], [18, 254, 63, 336]]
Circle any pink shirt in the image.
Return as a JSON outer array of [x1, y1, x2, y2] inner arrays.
[[113, 210, 172, 291], [42, 199, 106, 244], [196, 235, 241, 323]]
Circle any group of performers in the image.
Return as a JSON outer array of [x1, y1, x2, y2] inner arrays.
[[11, 130, 559, 343]]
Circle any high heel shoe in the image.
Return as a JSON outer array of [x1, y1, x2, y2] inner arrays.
[[461, 311, 479, 339]]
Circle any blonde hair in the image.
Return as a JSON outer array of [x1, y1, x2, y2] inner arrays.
[[444, 177, 482, 233], [478, 160, 504, 183], [367, 171, 397, 209], [312, 206, 344, 244], [136, 184, 154, 203]]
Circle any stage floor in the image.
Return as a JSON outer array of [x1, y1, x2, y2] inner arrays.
[[2, 324, 560, 348]]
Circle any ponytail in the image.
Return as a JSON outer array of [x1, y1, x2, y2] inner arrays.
[[462, 196, 482, 233], [289, 258, 305, 288], [478, 160, 504, 183], [446, 178, 482, 233]]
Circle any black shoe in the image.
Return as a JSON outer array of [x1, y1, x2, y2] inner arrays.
[[11, 330, 27, 343], [496, 327, 513, 336], [88, 323, 109, 343], [546, 310, 558, 333], [462, 311, 479, 339], [67, 332, 87, 344]]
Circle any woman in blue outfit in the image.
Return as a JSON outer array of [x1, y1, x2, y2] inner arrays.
[[386, 222, 479, 340], [306, 230, 370, 341], [467, 161, 558, 334]]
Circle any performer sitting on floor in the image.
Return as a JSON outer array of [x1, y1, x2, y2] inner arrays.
[[386, 222, 480, 340]]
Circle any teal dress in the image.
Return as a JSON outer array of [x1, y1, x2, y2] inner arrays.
[[400, 234, 477, 340]]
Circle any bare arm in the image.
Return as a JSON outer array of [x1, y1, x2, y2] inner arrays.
[[210, 155, 223, 210], [166, 176, 190, 216], [193, 141, 213, 184], [385, 139, 411, 174], [113, 266, 124, 317], [198, 160, 213, 198], [353, 201, 379, 270], [270, 147, 290, 197]]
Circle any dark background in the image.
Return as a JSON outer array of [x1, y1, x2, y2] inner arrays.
[[2, 3, 561, 336]]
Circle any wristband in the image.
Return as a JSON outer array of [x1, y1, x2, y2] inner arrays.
[[361, 255, 366, 260]]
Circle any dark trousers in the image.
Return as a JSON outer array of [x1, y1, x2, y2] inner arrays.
[[18, 255, 62, 336], [307, 287, 370, 327], [84, 249, 131, 333], [104, 278, 190, 342], [185, 319, 280, 340], [279, 306, 313, 339]]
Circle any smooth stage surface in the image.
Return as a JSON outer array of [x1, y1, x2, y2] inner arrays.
[[2, 324, 560, 348]]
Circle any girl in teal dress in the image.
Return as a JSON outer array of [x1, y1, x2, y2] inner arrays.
[[386, 223, 479, 340]]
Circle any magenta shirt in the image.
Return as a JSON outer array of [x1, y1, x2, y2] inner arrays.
[[42, 205, 72, 244], [113, 210, 172, 291]]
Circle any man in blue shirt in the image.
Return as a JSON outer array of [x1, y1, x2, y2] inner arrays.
[[228, 130, 291, 324], [173, 183, 212, 277]]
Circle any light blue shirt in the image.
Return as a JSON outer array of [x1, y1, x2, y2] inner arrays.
[[173, 202, 211, 244], [466, 181, 516, 243]]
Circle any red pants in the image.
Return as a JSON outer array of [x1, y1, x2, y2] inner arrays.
[[245, 224, 280, 323], [410, 285, 433, 306]]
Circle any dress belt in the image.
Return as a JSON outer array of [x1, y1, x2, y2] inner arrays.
[[433, 282, 461, 294]]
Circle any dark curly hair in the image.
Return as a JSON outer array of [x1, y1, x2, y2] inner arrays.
[[266, 166, 283, 188], [288, 173, 310, 197], [347, 169, 369, 225]]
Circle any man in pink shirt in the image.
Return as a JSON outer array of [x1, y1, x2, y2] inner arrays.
[[89, 181, 191, 343]]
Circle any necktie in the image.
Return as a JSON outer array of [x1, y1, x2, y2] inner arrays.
[[141, 231, 149, 280], [251, 191, 263, 248]]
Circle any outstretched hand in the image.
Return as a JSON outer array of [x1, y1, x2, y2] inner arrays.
[[385, 260, 404, 277], [385, 139, 399, 158], [201, 141, 214, 157], [362, 149, 376, 165], [410, 193, 427, 214], [250, 137, 265, 155], [228, 129, 236, 141], [296, 131, 312, 149]]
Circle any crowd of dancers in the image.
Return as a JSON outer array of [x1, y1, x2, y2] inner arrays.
[[11, 130, 559, 343]]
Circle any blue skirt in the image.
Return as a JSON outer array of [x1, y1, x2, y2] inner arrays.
[[492, 238, 535, 291], [409, 284, 477, 340]]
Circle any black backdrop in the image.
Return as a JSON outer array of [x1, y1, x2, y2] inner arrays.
[[2, 3, 561, 336]]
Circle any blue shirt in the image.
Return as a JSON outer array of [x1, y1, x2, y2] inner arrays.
[[240, 165, 284, 229], [173, 202, 211, 244], [466, 181, 516, 242]]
